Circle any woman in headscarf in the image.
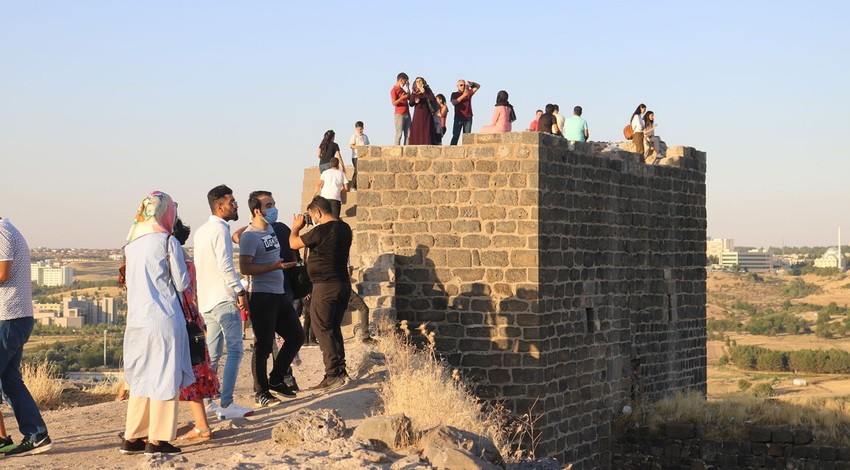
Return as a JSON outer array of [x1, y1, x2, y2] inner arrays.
[[120, 191, 195, 456], [407, 76, 438, 145], [480, 90, 516, 134]]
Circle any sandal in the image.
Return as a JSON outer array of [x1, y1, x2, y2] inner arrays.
[[176, 426, 213, 442]]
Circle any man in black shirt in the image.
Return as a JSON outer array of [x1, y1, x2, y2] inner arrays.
[[537, 103, 560, 135], [290, 196, 353, 390]]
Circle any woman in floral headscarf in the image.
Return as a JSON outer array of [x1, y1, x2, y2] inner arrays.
[[119, 191, 195, 457]]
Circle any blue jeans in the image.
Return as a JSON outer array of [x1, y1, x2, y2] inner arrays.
[[202, 301, 243, 406], [450, 117, 473, 145], [0, 316, 48, 441]]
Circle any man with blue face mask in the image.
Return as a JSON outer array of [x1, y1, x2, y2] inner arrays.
[[238, 191, 303, 407]]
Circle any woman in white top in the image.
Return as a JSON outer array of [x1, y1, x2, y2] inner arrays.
[[630, 103, 647, 156], [120, 191, 195, 456]]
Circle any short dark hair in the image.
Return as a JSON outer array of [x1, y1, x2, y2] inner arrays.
[[355, 121, 364, 128], [397, 72, 408, 81], [536, 109, 543, 114], [173, 218, 191, 245], [248, 190, 272, 216], [553, 104, 560, 112], [545, 103, 555, 114], [307, 196, 332, 215], [207, 184, 233, 211], [574, 106, 583, 116], [330, 157, 339, 168]]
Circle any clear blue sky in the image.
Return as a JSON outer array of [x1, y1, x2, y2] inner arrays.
[[2, 1, 848, 248]]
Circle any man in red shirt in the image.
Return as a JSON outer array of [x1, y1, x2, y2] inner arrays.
[[390, 73, 410, 145], [449, 79, 480, 145]]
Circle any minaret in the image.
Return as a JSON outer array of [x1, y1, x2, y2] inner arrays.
[[840, 227, 843, 271]]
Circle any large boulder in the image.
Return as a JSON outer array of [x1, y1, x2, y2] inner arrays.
[[271, 408, 346, 449], [419, 425, 504, 469], [353, 413, 413, 449]]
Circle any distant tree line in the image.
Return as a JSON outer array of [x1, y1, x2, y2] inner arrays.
[[729, 345, 850, 375], [24, 336, 123, 374]]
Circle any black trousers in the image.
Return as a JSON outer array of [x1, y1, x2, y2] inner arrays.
[[328, 199, 341, 219], [248, 292, 304, 394], [310, 281, 351, 377]]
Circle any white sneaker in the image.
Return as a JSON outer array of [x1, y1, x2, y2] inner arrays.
[[205, 401, 220, 416], [216, 402, 254, 420]]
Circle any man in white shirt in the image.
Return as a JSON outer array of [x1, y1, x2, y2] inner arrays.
[[193, 185, 254, 420], [553, 104, 566, 137], [348, 121, 369, 190], [314, 158, 349, 219]]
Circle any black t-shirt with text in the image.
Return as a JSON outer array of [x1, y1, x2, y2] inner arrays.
[[300, 220, 352, 283]]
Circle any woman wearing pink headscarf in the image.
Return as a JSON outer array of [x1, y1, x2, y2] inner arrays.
[[119, 191, 195, 457]]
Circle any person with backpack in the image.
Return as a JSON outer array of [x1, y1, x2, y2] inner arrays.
[[629, 103, 647, 155]]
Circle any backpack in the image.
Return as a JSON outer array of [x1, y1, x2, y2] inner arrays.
[[623, 124, 634, 140]]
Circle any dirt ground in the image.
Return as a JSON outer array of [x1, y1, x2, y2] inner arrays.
[[1, 334, 387, 469]]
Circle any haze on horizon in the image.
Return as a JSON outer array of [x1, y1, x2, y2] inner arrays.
[[1, 2, 848, 249]]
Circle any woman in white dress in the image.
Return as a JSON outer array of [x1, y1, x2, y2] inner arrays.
[[119, 191, 195, 456]]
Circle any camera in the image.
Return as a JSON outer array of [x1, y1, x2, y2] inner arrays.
[[303, 212, 313, 226]]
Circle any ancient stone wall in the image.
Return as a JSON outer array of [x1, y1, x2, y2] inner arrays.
[[337, 132, 706, 468]]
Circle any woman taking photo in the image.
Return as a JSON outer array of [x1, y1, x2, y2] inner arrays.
[[120, 191, 195, 456], [480, 90, 516, 134], [407, 76, 437, 145], [318, 130, 345, 173]]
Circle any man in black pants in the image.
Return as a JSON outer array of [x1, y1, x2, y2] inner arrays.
[[290, 196, 353, 390], [238, 190, 303, 407]]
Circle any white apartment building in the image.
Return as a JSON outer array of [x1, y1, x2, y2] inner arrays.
[[720, 251, 773, 272], [30, 261, 74, 286], [707, 238, 735, 260]]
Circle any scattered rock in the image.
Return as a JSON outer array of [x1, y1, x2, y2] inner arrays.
[[506, 459, 564, 470], [272, 408, 346, 449], [353, 413, 413, 449], [419, 425, 503, 467], [391, 453, 431, 469], [422, 442, 500, 470]]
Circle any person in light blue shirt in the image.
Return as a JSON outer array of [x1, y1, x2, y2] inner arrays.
[[120, 191, 194, 456], [563, 106, 590, 142]]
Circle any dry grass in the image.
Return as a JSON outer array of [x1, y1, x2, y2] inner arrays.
[[625, 390, 850, 447], [20, 360, 65, 408], [375, 320, 508, 453]]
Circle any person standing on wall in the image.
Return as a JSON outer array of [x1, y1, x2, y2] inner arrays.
[[0, 217, 52, 457], [563, 106, 590, 142], [630, 103, 647, 156], [317, 130, 344, 174], [289, 196, 353, 390], [536, 104, 559, 135], [552, 104, 565, 137], [450, 79, 480, 145], [391, 73, 411, 145], [313, 157, 349, 218], [348, 121, 369, 190]]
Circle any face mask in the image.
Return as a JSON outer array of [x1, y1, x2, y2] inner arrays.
[[263, 207, 278, 224]]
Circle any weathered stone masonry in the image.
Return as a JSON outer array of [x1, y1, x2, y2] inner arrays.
[[347, 132, 707, 468]]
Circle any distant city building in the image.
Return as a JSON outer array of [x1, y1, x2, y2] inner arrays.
[[720, 251, 773, 272], [707, 238, 735, 260], [814, 247, 844, 270], [30, 261, 74, 286], [32, 295, 118, 327]]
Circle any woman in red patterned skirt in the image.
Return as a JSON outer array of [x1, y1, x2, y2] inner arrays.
[[173, 219, 219, 441]]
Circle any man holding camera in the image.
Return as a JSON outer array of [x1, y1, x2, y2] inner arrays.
[[450, 79, 480, 145], [289, 196, 353, 390]]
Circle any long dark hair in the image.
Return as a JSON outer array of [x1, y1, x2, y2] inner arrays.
[[644, 111, 654, 128], [632, 103, 646, 118], [495, 90, 516, 122], [319, 130, 335, 154]]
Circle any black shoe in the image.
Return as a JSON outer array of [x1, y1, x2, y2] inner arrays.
[[5, 435, 52, 456], [144, 441, 181, 456], [269, 381, 297, 398], [119, 438, 146, 455], [255, 391, 281, 408], [283, 374, 300, 392], [311, 374, 346, 390]]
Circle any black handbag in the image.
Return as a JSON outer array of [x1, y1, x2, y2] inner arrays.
[[166, 236, 206, 366], [288, 263, 313, 300]]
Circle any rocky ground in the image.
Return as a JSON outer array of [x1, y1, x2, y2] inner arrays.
[[1, 335, 399, 469]]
